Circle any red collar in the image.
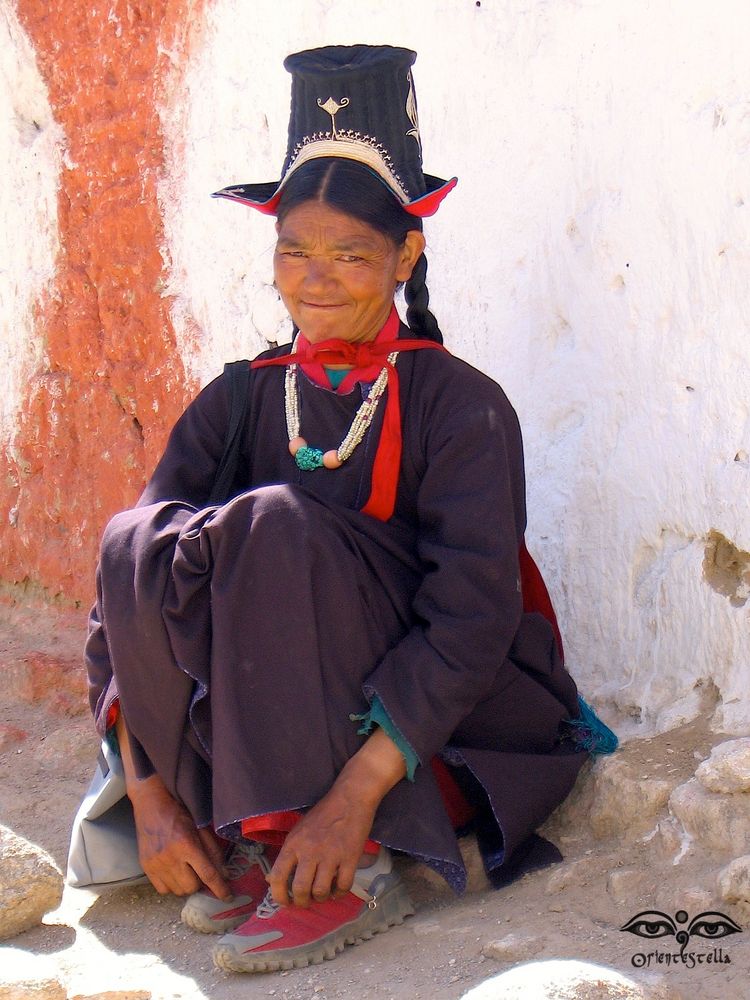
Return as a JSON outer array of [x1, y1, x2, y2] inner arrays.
[[296, 306, 401, 393], [251, 304, 447, 521]]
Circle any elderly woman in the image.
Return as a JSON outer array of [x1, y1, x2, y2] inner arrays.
[[84, 45, 608, 975]]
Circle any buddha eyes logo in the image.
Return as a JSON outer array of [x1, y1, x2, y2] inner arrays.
[[621, 909, 742, 968]]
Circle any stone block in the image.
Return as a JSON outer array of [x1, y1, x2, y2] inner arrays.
[[401, 832, 489, 900], [69, 993, 151, 1000], [544, 757, 673, 844], [0, 978, 66, 1000], [461, 833, 491, 894], [545, 858, 595, 894], [672, 886, 716, 914], [696, 738, 750, 793], [0, 825, 63, 940], [669, 778, 750, 857], [650, 817, 688, 861], [717, 855, 750, 906], [0, 952, 66, 999], [482, 932, 547, 963], [607, 868, 647, 903]]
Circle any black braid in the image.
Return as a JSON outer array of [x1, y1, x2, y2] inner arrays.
[[405, 252, 443, 344]]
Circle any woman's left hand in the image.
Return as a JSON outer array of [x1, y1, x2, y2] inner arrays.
[[267, 780, 377, 907], [267, 726, 407, 907]]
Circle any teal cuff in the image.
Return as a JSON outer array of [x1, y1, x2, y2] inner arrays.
[[350, 695, 420, 781], [104, 727, 121, 757], [565, 695, 619, 755]]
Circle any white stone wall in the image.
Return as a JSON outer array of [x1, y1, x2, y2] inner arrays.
[[0, 1, 60, 448]]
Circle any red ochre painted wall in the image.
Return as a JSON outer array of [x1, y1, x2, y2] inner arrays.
[[2, 2, 206, 606]]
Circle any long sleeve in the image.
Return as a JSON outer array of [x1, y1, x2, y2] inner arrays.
[[84, 370, 233, 734], [363, 357, 527, 764], [86, 569, 119, 738], [138, 372, 232, 507]]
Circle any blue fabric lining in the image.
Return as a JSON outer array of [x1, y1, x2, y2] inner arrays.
[[324, 367, 349, 390], [350, 694, 420, 781], [565, 695, 619, 755]]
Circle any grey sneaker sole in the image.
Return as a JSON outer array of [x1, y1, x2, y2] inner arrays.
[[212, 880, 415, 973], [181, 896, 255, 934]]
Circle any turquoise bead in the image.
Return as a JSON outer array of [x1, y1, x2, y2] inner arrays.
[[295, 445, 324, 471]]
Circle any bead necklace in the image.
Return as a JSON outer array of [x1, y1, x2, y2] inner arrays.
[[284, 351, 399, 471]]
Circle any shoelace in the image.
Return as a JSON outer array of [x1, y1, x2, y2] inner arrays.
[[224, 841, 270, 881], [253, 876, 381, 918], [255, 889, 282, 920]]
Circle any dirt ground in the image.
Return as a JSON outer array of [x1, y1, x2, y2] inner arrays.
[[1, 600, 748, 1000]]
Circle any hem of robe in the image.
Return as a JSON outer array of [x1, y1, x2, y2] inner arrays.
[[219, 742, 586, 896], [241, 809, 380, 854], [438, 742, 588, 883]]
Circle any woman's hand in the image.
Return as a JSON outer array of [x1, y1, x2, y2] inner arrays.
[[129, 776, 231, 900], [114, 712, 231, 900], [267, 778, 377, 908], [267, 726, 406, 907]]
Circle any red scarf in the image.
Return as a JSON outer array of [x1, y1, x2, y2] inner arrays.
[[251, 305, 446, 521]]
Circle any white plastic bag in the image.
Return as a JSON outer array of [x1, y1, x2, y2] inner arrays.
[[67, 739, 147, 889]]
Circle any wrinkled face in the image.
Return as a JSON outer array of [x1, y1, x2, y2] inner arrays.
[[274, 201, 424, 345]]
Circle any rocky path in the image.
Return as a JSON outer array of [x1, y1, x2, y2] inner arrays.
[[1, 600, 749, 1000]]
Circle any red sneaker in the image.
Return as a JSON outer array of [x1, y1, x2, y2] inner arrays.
[[181, 840, 277, 934], [212, 849, 414, 972]]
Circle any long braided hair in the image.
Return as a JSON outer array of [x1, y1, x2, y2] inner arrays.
[[275, 158, 444, 344]]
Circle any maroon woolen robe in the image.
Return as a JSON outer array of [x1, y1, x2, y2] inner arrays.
[[85, 322, 586, 891]]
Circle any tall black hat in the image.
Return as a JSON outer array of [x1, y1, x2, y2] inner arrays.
[[213, 44, 457, 218]]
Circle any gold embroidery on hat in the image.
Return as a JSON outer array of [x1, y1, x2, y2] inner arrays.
[[405, 70, 421, 152], [317, 96, 350, 139]]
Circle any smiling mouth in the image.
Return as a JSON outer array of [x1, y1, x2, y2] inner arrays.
[[301, 301, 346, 308]]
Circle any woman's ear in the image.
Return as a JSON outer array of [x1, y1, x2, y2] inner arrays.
[[395, 230, 426, 282]]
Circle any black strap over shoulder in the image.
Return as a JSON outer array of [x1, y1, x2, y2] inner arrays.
[[208, 360, 251, 505]]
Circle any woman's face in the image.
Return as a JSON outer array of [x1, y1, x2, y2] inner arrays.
[[274, 201, 424, 344]]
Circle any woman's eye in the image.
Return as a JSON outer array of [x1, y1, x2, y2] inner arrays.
[[337, 255, 362, 263]]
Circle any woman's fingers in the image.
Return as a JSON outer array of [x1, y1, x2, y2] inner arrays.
[[332, 854, 357, 896], [143, 837, 230, 899], [267, 803, 375, 906], [310, 860, 339, 903], [188, 846, 232, 901], [268, 849, 338, 907], [290, 857, 319, 907], [146, 871, 170, 896], [141, 844, 198, 896], [197, 826, 227, 870], [267, 844, 296, 905], [132, 787, 231, 899]]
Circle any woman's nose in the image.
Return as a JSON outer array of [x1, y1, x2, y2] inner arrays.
[[303, 257, 336, 291]]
